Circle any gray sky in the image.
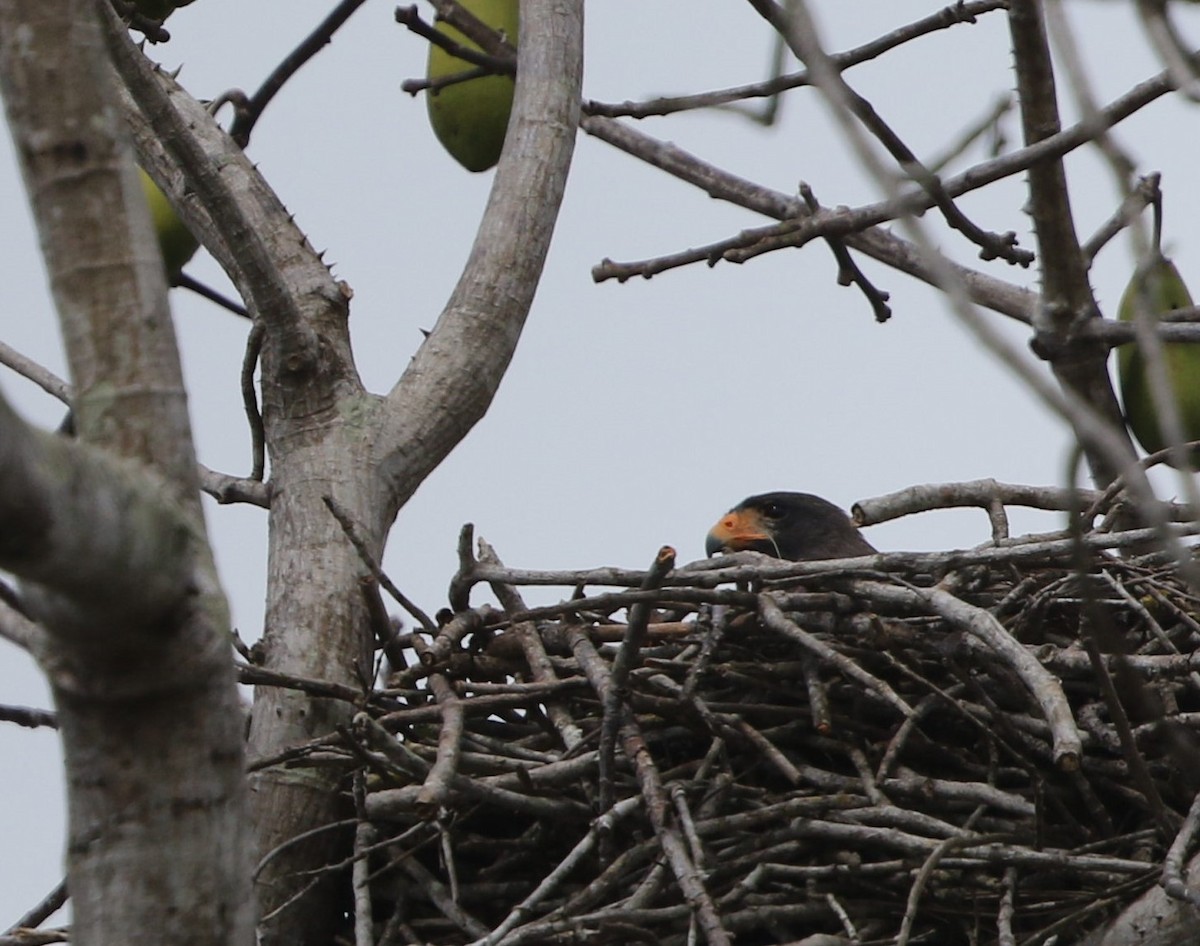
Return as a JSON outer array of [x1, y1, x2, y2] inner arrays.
[[3, 0, 1199, 923]]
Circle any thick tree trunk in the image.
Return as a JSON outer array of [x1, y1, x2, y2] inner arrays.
[[0, 2, 253, 943]]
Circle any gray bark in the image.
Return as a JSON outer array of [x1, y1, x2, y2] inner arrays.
[[0, 1, 253, 944]]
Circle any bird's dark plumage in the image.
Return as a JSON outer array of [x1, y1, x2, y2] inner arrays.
[[705, 491, 876, 562]]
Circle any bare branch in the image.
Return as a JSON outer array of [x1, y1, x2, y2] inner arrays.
[[377, 0, 584, 515]]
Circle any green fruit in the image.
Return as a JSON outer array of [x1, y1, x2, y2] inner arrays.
[[132, 0, 195, 20], [1116, 255, 1200, 460], [138, 167, 199, 280], [426, 0, 518, 172]]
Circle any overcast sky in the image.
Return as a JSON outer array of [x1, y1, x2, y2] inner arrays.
[[3, 0, 1199, 924]]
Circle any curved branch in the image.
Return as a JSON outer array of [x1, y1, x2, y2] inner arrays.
[[376, 0, 583, 512]]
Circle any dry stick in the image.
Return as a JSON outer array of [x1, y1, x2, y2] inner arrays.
[[426, 0, 517, 62], [1101, 570, 1200, 697], [1080, 174, 1159, 265], [802, 658, 832, 733], [0, 340, 71, 403], [4, 879, 67, 934], [848, 746, 887, 807], [757, 594, 914, 719], [246, 729, 345, 775], [1080, 629, 1177, 835], [322, 494, 436, 632], [769, 1, 1032, 267], [853, 477, 1111, 525], [236, 662, 364, 703], [408, 635, 465, 813], [823, 893, 859, 942], [584, 60, 1174, 299], [395, 7, 515, 96], [479, 537, 586, 752], [670, 784, 707, 870], [399, 856, 491, 940], [567, 628, 733, 946], [1162, 790, 1200, 908], [799, 182, 891, 323], [500, 588, 758, 626], [584, 1, 1007, 120], [852, 579, 1083, 769], [876, 685, 964, 781], [787, 819, 1153, 875], [997, 866, 1018, 946], [351, 772, 374, 946], [680, 605, 729, 702], [926, 93, 1013, 174], [0, 931, 68, 946], [448, 522, 477, 612], [253, 818, 359, 883], [469, 523, 1199, 594], [229, 0, 372, 145], [375, 685, 587, 728], [174, 272, 249, 318], [362, 577, 408, 672], [895, 832, 987, 946], [427, 607, 489, 666], [363, 728, 594, 821], [733, 718, 804, 786], [471, 796, 644, 946], [600, 546, 676, 815]]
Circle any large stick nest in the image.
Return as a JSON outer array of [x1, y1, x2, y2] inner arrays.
[[300, 484, 1200, 946]]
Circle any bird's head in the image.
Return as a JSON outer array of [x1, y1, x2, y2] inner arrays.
[[705, 491, 876, 562]]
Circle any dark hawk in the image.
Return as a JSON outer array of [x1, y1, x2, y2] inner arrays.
[[706, 491, 876, 562]]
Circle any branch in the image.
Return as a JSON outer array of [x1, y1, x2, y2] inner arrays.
[[101, 5, 350, 349], [376, 0, 584, 515], [229, 0, 372, 146], [1008, 0, 1131, 487], [585, 1, 1009, 120]]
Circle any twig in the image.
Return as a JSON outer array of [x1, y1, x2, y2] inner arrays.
[[479, 538, 586, 752], [0, 341, 70, 404], [229, 0, 372, 145], [323, 494, 436, 632], [1162, 790, 1200, 908], [599, 546, 676, 814], [584, 1, 1008, 121], [997, 866, 1018, 946], [175, 273, 250, 318], [410, 635, 466, 813], [352, 771, 375, 946], [4, 878, 67, 933], [472, 796, 643, 946], [758, 594, 914, 719], [0, 704, 58, 730], [567, 628, 732, 946], [854, 579, 1083, 769]]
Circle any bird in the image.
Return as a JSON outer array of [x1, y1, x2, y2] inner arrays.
[[705, 491, 876, 562]]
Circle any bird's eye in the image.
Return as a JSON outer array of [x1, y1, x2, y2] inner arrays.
[[761, 502, 784, 519]]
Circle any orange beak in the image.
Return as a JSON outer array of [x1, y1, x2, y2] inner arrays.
[[705, 508, 770, 556]]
